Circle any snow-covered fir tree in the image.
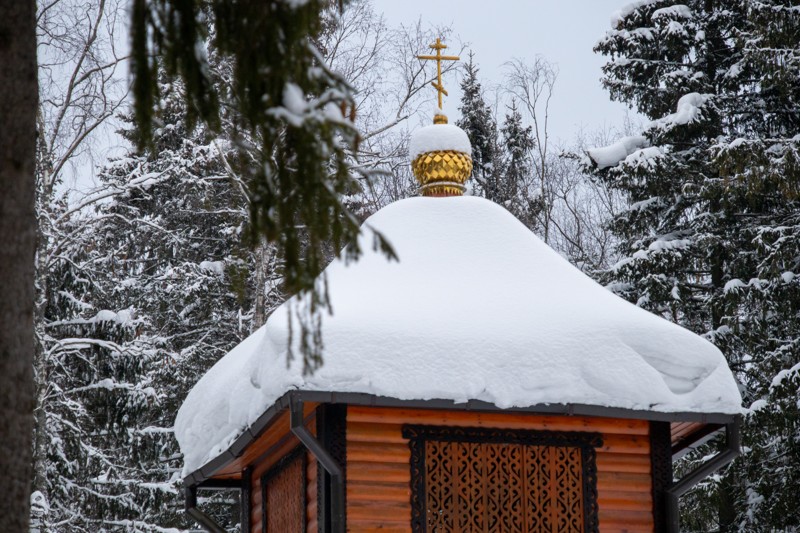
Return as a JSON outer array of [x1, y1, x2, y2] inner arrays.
[[498, 99, 536, 223], [590, 1, 800, 530], [34, 210, 155, 532], [33, 3, 448, 528], [36, 78, 274, 530], [456, 53, 501, 199], [94, 92, 260, 530]]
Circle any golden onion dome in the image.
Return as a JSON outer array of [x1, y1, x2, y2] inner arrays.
[[409, 114, 473, 197], [412, 38, 472, 197]]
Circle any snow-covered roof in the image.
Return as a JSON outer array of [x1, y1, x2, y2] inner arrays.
[[175, 196, 742, 476]]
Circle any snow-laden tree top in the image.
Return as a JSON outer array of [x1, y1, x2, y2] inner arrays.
[[175, 196, 742, 475]]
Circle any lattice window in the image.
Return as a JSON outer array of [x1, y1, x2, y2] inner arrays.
[[403, 425, 602, 533], [261, 448, 306, 533]]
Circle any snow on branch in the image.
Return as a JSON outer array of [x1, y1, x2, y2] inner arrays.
[[648, 92, 710, 131], [586, 135, 648, 169]]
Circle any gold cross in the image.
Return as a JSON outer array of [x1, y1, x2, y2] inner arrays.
[[417, 38, 460, 110]]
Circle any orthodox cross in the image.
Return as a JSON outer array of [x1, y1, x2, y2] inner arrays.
[[417, 38, 460, 110]]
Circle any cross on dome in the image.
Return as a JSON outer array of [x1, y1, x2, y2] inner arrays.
[[417, 38, 460, 112]]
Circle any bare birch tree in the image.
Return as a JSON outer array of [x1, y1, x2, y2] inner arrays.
[[504, 57, 558, 243], [32, 0, 128, 528]]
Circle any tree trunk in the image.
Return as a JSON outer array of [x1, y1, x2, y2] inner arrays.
[[30, 104, 57, 531], [252, 238, 270, 331], [0, 1, 38, 531]]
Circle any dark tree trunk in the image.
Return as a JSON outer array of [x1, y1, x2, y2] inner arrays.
[[0, 1, 38, 531]]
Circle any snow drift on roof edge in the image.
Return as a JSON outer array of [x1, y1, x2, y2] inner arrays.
[[175, 196, 742, 476]]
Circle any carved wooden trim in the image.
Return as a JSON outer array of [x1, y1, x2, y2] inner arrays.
[[261, 446, 307, 533], [650, 421, 673, 533], [403, 425, 603, 533]]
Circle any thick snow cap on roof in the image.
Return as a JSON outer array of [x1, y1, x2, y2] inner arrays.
[[175, 197, 742, 475]]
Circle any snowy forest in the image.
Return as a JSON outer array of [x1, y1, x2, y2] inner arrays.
[[3, 0, 798, 531]]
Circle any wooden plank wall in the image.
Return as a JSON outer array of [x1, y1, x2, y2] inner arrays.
[[346, 406, 654, 533], [248, 407, 318, 533]]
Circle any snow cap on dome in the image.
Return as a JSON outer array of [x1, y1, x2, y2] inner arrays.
[[409, 115, 472, 159]]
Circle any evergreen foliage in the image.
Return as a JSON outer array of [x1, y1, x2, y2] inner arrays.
[[591, 1, 800, 530], [34, 4, 439, 528], [499, 100, 536, 218], [457, 57, 542, 233], [36, 82, 263, 531], [456, 53, 501, 199], [131, 0, 394, 370]]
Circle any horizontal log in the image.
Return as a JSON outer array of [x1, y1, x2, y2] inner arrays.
[[348, 406, 649, 435], [348, 500, 410, 521], [598, 472, 652, 492], [348, 421, 407, 443], [597, 435, 651, 455], [348, 441, 410, 463], [348, 461, 410, 483], [598, 525, 652, 533], [598, 496, 652, 512], [596, 452, 652, 474], [599, 489, 651, 504], [344, 521, 411, 533], [347, 422, 651, 452], [348, 481, 410, 503], [598, 508, 654, 526]]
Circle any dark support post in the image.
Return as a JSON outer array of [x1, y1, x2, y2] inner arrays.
[[185, 485, 229, 533], [290, 394, 345, 533], [317, 403, 347, 533], [241, 467, 252, 533], [665, 417, 742, 533], [650, 422, 673, 533], [317, 406, 331, 533]]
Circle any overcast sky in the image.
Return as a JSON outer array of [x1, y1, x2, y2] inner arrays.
[[372, 0, 636, 144], [70, 1, 635, 193]]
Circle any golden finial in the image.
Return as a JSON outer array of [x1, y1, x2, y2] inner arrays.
[[417, 38, 460, 112]]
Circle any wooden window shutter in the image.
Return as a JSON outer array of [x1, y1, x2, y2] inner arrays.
[[403, 425, 602, 533], [261, 448, 306, 533]]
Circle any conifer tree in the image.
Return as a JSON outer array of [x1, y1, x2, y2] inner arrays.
[[130, 3, 395, 371], [591, 1, 800, 530], [37, 79, 264, 530], [456, 53, 500, 199], [92, 89, 259, 530], [498, 99, 535, 219]]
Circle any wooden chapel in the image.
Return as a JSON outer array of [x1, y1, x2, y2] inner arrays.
[[176, 40, 742, 533]]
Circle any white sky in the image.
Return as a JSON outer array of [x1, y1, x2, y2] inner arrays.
[[372, 0, 635, 144]]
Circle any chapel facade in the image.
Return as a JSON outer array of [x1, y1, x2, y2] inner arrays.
[[178, 40, 742, 533]]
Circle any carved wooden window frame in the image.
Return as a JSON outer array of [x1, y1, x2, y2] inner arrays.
[[402, 424, 603, 533], [260, 446, 307, 533]]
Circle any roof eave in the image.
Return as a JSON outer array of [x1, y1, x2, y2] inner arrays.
[[182, 389, 740, 486]]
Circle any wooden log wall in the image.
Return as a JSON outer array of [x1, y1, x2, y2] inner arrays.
[[247, 406, 318, 533], [346, 406, 654, 533]]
